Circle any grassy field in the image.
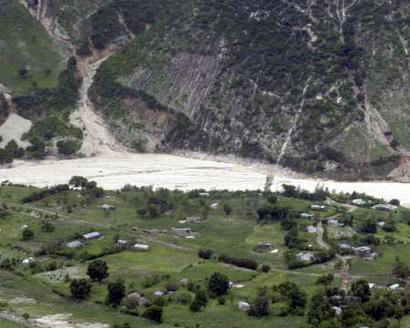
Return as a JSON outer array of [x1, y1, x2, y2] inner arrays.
[[0, 1, 64, 95], [0, 183, 409, 327]]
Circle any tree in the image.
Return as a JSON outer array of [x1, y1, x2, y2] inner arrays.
[[107, 281, 126, 305], [284, 229, 304, 249], [70, 279, 91, 300], [266, 194, 277, 204], [142, 305, 163, 323], [190, 289, 208, 312], [351, 279, 371, 303], [223, 203, 232, 215], [281, 219, 297, 231], [0, 148, 14, 164], [359, 219, 377, 234], [390, 199, 400, 206], [208, 272, 229, 296], [308, 291, 336, 326], [278, 281, 307, 310], [57, 139, 81, 155], [316, 273, 334, 287], [87, 260, 109, 282], [147, 204, 160, 218], [69, 176, 89, 189], [21, 228, 34, 241], [248, 296, 271, 317], [41, 221, 55, 233], [392, 257, 410, 282], [18, 68, 29, 78], [198, 249, 213, 259], [5, 140, 18, 157]]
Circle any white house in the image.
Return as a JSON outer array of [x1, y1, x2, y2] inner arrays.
[[306, 225, 317, 233], [83, 231, 102, 240], [328, 219, 342, 227], [389, 283, 400, 290], [67, 240, 83, 248], [100, 204, 116, 211], [185, 216, 201, 224], [132, 243, 150, 251], [172, 227, 193, 236], [311, 205, 326, 210], [372, 204, 397, 211], [301, 213, 314, 219], [210, 203, 219, 209], [297, 252, 315, 262], [22, 257, 34, 266], [352, 199, 367, 206], [238, 301, 250, 311]]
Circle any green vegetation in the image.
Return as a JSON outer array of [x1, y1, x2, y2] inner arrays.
[[0, 0, 63, 95], [0, 180, 408, 327]]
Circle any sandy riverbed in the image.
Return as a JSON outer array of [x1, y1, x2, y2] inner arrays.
[[0, 153, 409, 207]]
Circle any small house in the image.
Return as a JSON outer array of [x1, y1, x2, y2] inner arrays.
[[67, 240, 83, 248], [297, 252, 315, 262], [301, 213, 314, 219], [22, 257, 34, 266], [377, 221, 385, 227], [132, 243, 150, 252], [172, 227, 192, 236], [199, 192, 210, 197], [372, 204, 397, 211], [238, 301, 250, 311], [339, 243, 352, 250], [306, 225, 317, 233], [311, 205, 326, 211], [353, 246, 373, 258], [210, 203, 219, 209], [368, 283, 375, 289], [255, 242, 274, 252], [389, 283, 400, 291], [100, 204, 116, 211], [185, 216, 201, 224], [352, 199, 367, 206], [83, 231, 102, 240], [154, 291, 164, 297], [180, 278, 190, 286], [332, 306, 342, 316], [117, 239, 128, 246], [328, 219, 342, 227]]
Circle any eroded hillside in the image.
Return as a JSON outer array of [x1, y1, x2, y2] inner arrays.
[[1, 0, 410, 180]]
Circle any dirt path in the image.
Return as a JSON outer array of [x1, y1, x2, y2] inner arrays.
[[317, 202, 358, 290]]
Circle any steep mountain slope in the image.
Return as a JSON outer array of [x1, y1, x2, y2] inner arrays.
[[1, 0, 410, 180]]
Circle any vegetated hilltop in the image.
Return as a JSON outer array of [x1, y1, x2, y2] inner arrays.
[[1, 0, 410, 180]]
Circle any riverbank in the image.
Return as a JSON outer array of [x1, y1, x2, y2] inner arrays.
[[0, 153, 409, 207]]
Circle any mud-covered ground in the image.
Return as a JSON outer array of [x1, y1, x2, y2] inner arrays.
[[1, 153, 409, 207]]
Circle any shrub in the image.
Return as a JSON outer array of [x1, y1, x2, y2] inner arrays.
[[208, 272, 229, 296], [248, 296, 271, 317], [70, 279, 91, 300], [198, 249, 213, 260], [217, 254, 258, 270], [21, 228, 34, 241], [142, 305, 163, 323], [175, 291, 193, 305]]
